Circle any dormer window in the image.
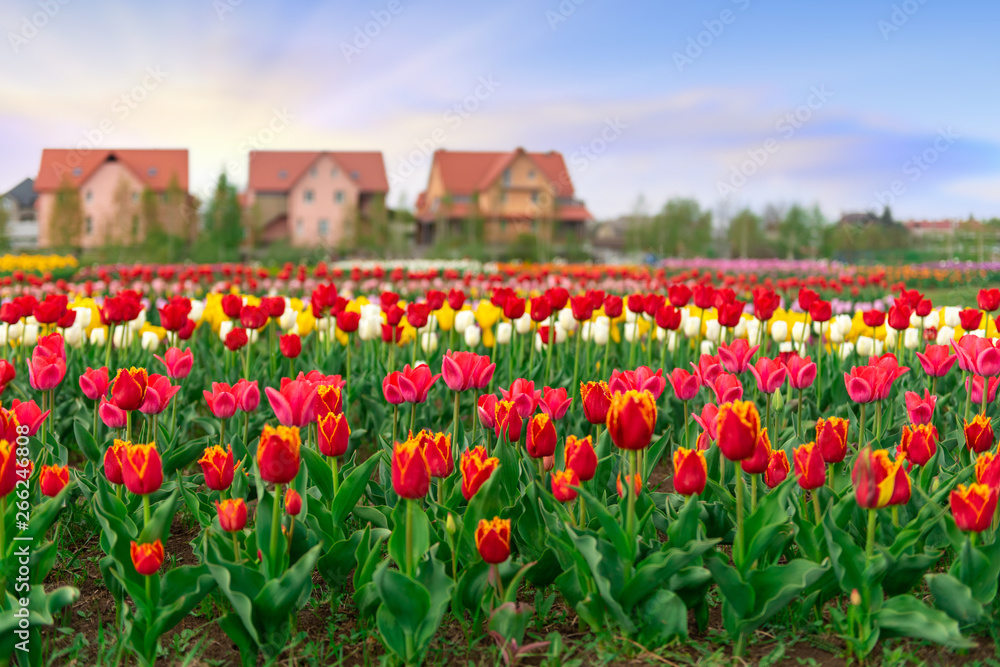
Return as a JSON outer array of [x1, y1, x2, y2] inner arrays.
[[278, 170, 288, 179], [351, 171, 360, 180], [502, 169, 511, 186], [528, 170, 535, 179], [331, 167, 339, 177], [72, 168, 82, 177], [310, 167, 317, 177], [147, 167, 158, 177]]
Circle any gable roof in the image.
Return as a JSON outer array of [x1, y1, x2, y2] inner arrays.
[[35, 149, 189, 192], [431, 148, 577, 197], [247, 151, 388, 193], [2, 178, 37, 207]]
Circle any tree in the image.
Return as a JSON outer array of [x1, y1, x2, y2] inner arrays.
[[48, 179, 83, 250], [202, 173, 243, 260], [727, 208, 763, 258]]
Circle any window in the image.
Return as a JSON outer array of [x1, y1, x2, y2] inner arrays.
[[500, 192, 508, 204], [319, 219, 329, 236], [132, 192, 138, 202], [335, 191, 344, 203], [502, 169, 511, 185], [85, 217, 93, 234], [528, 170, 535, 179], [350, 170, 360, 180], [147, 167, 158, 177], [72, 168, 82, 177], [85, 190, 93, 202], [310, 167, 317, 177], [331, 167, 339, 177], [296, 218, 303, 234], [531, 191, 539, 204], [304, 189, 314, 202], [278, 169, 288, 180]]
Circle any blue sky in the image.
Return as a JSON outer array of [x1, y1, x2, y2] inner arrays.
[[1, 0, 998, 222]]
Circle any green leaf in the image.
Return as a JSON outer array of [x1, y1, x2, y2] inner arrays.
[[874, 594, 976, 648], [642, 428, 671, 481], [740, 559, 828, 635], [331, 453, 381, 526], [374, 565, 431, 636], [926, 573, 983, 626], [637, 589, 687, 645], [388, 500, 430, 571], [704, 552, 753, 620], [73, 420, 102, 463]]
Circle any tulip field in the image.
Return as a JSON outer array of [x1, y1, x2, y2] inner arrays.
[[5, 260, 1000, 665]]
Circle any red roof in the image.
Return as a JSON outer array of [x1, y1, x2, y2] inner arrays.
[[35, 149, 188, 192], [431, 148, 577, 197], [904, 219, 956, 230], [248, 151, 388, 193]]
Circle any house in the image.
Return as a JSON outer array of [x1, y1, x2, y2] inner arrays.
[[903, 219, 958, 238], [244, 151, 389, 248], [1, 178, 39, 249], [35, 149, 190, 248], [414, 148, 592, 246]]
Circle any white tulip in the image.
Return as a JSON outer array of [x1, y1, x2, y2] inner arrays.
[[22, 324, 38, 346], [856, 335, 875, 357], [592, 321, 610, 346], [700, 339, 716, 355], [89, 327, 107, 346], [496, 322, 513, 345], [733, 318, 748, 339], [454, 310, 475, 334], [837, 314, 853, 336], [357, 317, 377, 341], [581, 321, 593, 342], [973, 328, 987, 338], [778, 341, 794, 353], [420, 332, 438, 355], [558, 308, 577, 332], [791, 321, 810, 344], [219, 320, 234, 341], [555, 322, 568, 344], [839, 342, 855, 360], [924, 311, 940, 329], [112, 326, 129, 349], [829, 327, 844, 344], [73, 307, 93, 329], [874, 339, 884, 355], [25, 315, 38, 327], [464, 325, 481, 347], [360, 303, 381, 320], [771, 320, 788, 343], [515, 314, 532, 335], [884, 328, 898, 350], [534, 332, 544, 352], [64, 324, 84, 348], [249, 329, 259, 344], [623, 321, 641, 343], [666, 330, 679, 352], [279, 307, 298, 330], [936, 326, 955, 345], [315, 316, 331, 332], [745, 319, 761, 346], [141, 331, 160, 351], [419, 317, 438, 335], [625, 309, 638, 323], [904, 328, 920, 350], [944, 307, 962, 328], [705, 319, 721, 343], [189, 300, 205, 323], [129, 308, 147, 332]]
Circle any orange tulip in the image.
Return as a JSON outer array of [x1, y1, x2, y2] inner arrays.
[[673, 447, 707, 496], [257, 424, 301, 484], [392, 436, 430, 499], [716, 400, 761, 461], [950, 483, 998, 533], [606, 389, 657, 451], [551, 468, 579, 503], [121, 442, 162, 495], [130, 539, 164, 575], [460, 446, 498, 500]]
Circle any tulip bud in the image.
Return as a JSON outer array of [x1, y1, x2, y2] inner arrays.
[[216, 498, 248, 532], [551, 468, 579, 503], [284, 488, 302, 516], [130, 539, 164, 576], [446, 513, 457, 536]]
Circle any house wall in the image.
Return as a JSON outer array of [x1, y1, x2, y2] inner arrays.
[[286, 155, 360, 248]]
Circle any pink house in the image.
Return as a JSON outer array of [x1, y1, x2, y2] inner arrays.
[[244, 151, 388, 248], [35, 149, 189, 248]]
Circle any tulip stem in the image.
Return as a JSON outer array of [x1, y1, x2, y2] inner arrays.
[[682, 400, 689, 453], [242, 412, 249, 448], [858, 404, 867, 453], [392, 404, 399, 446], [452, 391, 461, 450], [735, 468, 745, 563], [142, 494, 151, 529], [626, 450, 638, 558], [572, 326, 582, 399], [92, 400, 99, 443], [405, 498, 415, 577], [145, 574, 152, 603], [812, 491, 822, 525], [471, 390, 479, 445], [232, 532, 240, 561], [331, 456, 340, 498], [602, 329, 611, 375], [750, 474, 757, 512], [219, 418, 226, 449], [492, 562, 505, 601], [0, 497, 6, 563], [409, 403, 416, 435], [982, 379, 989, 417], [796, 387, 803, 440], [865, 509, 877, 561], [269, 483, 283, 577]]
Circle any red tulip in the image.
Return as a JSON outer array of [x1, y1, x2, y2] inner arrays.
[[748, 357, 787, 394], [808, 300, 832, 323], [130, 540, 165, 576], [216, 498, 248, 532], [539, 386, 572, 420], [616, 472, 642, 498], [79, 366, 111, 401], [692, 403, 719, 441], [784, 354, 817, 390], [279, 334, 301, 359], [603, 294, 623, 318], [673, 447, 708, 495], [570, 295, 594, 322], [718, 339, 759, 374], [121, 442, 163, 495], [852, 448, 899, 510], [741, 429, 772, 475], [475, 517, 511, 563], [752, 287, 779, 321], [794, 442, 826, 490], [797, 288, 818, 312], [964, 415, 995, 453], [11, 399, 49, 437], [257, 424, 301, 484], [580, 381, 611, 424], [950, 483, 997, 533], [843, 366, 879, 404], [154, 347, 194, 379], [234, 379, 261, 413], [204, 382, 238, 420], [284, 488, 302, 516], [225, 328, 249, 351], [975, 451, 1000, 489], [966, 376, 1000, 405], [915, 344, 956, 378], [494, 400, 522, 442], [28, 333, 67, 391], [606, 390, 657, 451], [564, 434, 597, 482], [959, 308, 984, 331], [815, 416, 849, 463], [477, 393, 498, 430], [99, 397, 127, 430], [551, 468, 579, 503], [526, 413, 557, 459], [711, 373, 744, 404], [416, 430, 453, 478], [392, 436, 430, 499], [447, 288, 466, 311], [668, 284, 692, 308], [33, 294, 68, 325], [461, 446, 498, 500], [887, 302, 912, 331], [104, 440, 125, 485], [608, 366, 665, 400], [199, 444, 235, 490], [952, 335, 1000, 377], [764, 450, 790, 488], [716, 400, 760, 461], [977, 288, 1000, 313], [862, 309, 886, 328], [221, 294, 244, 319], [694, 284, 716, 310], [667, 368, 701, 402], [904, 389, 936, 425], [394, 364, 442, 404], [500, 378, 542, 418], [39, 464, 69, 497], [898, 423, 938, 467]]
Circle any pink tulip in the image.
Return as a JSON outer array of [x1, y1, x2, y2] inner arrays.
[[784, 354, 818, 390], [667, 368, 701, 401], [28, 333, 66, 391], [692, 403, 719, 441], [718, 339, 759, 374], [441, 350, 496, 392], [904, 390, 936, 425], [694, 354, 723, 388], [952, 335, 1000, 377], [915, 344, 957, 378], [204, 382, 239, 420], [302, 370, 346, 389], [234, 378, 260, 412], [748, 357, 787, 394], [264, 373, 319, 426], [478, 393, 498, 430], [79, 366, 110, 401], [844, 366, 879, 404], [500, 378, 542, 418], [869, 353, 909, 400], [154, 347, 194, 379], [11, 399, 50, 436], [966, 376, 1000, 405], [711, 373, 744, 404], [99, 397, 128, 429], [382, 371, 405, 405], [539, 386, 572, 420], [394, 364, 441, 404], [139, 374, 180, 415], [608, 366, 665, 400]]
